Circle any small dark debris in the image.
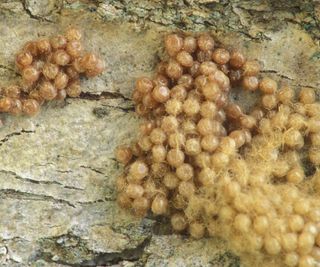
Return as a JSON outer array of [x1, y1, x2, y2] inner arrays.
[[93, 107, 110, 118]]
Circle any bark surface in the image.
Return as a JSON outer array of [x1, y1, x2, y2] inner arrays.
[[0, 0, 319, 266]]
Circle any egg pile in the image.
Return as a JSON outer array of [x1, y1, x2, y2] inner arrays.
[[116, 33, 320, 267], [0, 28, 104, 119]]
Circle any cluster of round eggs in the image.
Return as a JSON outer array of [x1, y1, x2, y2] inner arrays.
[[0, 28, 104, 121], [116, 33, 320, 267]]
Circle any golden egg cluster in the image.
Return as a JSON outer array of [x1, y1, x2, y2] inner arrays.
[[0, 28, 104, 120], [116, 32, 320, 267]]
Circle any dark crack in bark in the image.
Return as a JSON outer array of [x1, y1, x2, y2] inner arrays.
[[92, 105, 134, 118], [0, 189, 76, 208], [0, 130, 35, 147], [0, 169, 85, 191], [35, 232, 151, 267], [261, 70, 320, 89], [79, 237, 150, 267], [78, 91, 131, 101], [80, 165, 105, 175]]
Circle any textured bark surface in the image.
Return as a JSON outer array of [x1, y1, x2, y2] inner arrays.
[[0, 0, 319, 266]]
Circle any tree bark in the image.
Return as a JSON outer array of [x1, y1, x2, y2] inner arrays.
[[0, 0, 319, 266]]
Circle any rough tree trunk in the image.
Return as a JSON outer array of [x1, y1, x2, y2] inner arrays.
[[0, 0, 319, 266]]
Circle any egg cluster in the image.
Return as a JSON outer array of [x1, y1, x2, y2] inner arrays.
[[0, 28, 104, 120], [115, 33, 320, 267]]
